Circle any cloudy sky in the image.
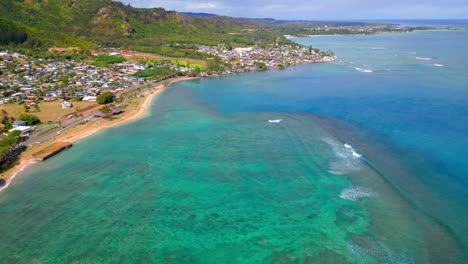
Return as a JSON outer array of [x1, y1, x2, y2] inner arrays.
[[122, 0, 468, 20]]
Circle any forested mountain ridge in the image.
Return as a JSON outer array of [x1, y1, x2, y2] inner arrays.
[[0, 0, 292, 53]]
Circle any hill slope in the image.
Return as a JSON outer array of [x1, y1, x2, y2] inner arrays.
[[0, 0, 292, 54]]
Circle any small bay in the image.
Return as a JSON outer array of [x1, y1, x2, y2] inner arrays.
[[0, 30, 467, 263]]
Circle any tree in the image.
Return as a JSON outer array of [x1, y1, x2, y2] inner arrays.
[[99, 106, 112, 117], [0, 110, 12, 130], [11, 86, 20, 93], [256, 62, 268, 71], [33, 103, 41, 112], [96, 92, 115, 104], [18, 114, 41, 125], [23, 104, 30, 113]]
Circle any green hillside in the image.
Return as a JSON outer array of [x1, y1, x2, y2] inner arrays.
[[0, 0, 294, 57]]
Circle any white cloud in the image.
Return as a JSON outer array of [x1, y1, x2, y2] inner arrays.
[[186, 2, 220, 10]]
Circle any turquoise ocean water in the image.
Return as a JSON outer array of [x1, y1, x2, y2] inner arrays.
[[0, 30, 467, 263]]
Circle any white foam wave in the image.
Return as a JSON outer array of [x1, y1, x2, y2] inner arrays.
[[348, 241, 416, 264], [323, 138, 362, 175], [268, 119, 282, 123], [0, 161, 37, 192], [354, 67, 373, 73], [371, 47, 385, 50], [340, 187, 376, 201], [433, 63, 444, 67], [347, 242, 372, 260], [416, 57, 432, 61], [343, 143, 363, 159]]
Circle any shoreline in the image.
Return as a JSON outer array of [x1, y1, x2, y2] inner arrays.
[[287, 28, 467, 40], [0, 76, 196, 191], [0, 55, 337, 191]]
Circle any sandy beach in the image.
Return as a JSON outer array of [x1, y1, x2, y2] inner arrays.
[[0, 76, 196, 191]]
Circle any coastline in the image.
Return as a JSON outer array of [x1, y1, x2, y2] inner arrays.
[[0, 76, 196, 191], [0, 54, 337, 192]]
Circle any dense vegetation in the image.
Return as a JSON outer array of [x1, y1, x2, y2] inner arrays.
[[133, 66, 179, 79], [256, 62, 268, 71], [96, 92, 115, 104], [94, 55, 126, 67], [18, 114, 41, 125], [98, 105, 112, 117], [0, 110, 13, 131], [0, 131, 21, 157], [0, 0, 302, 58], [0, 19, 28, 45], [0, 130, 24, 176]]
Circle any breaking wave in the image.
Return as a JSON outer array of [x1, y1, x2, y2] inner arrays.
[[354, 67, 373, 73], [268, 119, 282, 123], [347, 241, 416, 263], [416, 57, 432, 61], [323, 138, 363, 175], [0, 161, 37, 192]]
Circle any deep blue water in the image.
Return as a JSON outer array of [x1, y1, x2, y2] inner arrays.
[[199, 31, 468, 186], [375, 19, 468, 28], [192, 30, 468, 247]]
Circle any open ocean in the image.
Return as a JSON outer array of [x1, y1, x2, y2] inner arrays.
[[0, 29, 467, 263]]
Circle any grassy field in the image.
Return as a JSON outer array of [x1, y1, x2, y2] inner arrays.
[[0, 101, 98, 123], [123, 52, 207, 68]]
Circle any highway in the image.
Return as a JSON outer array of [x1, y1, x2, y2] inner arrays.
[[20, 78, 173, 147]]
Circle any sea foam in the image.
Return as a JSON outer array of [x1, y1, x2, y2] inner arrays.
[[433, 63, 444, 67], [340, 187, 376, 201], [416, 57, 432, 61], [323, 138, 363, 175], [344, 143, 363, 158], [354, 67, 373, 73], [0, 161, 37, 192], [268, 119, 282, 123]]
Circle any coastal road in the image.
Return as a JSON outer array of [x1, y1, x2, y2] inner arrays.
[[22, 110, 98, 147], [21, 77, 174, 147]]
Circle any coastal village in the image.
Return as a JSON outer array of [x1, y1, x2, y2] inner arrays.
[[0, 51, 145, 105], [302, 23, 421, 34], [198, 44, 335, 74], [0, 43, 335, 186], [0, 44, 334, 106]]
